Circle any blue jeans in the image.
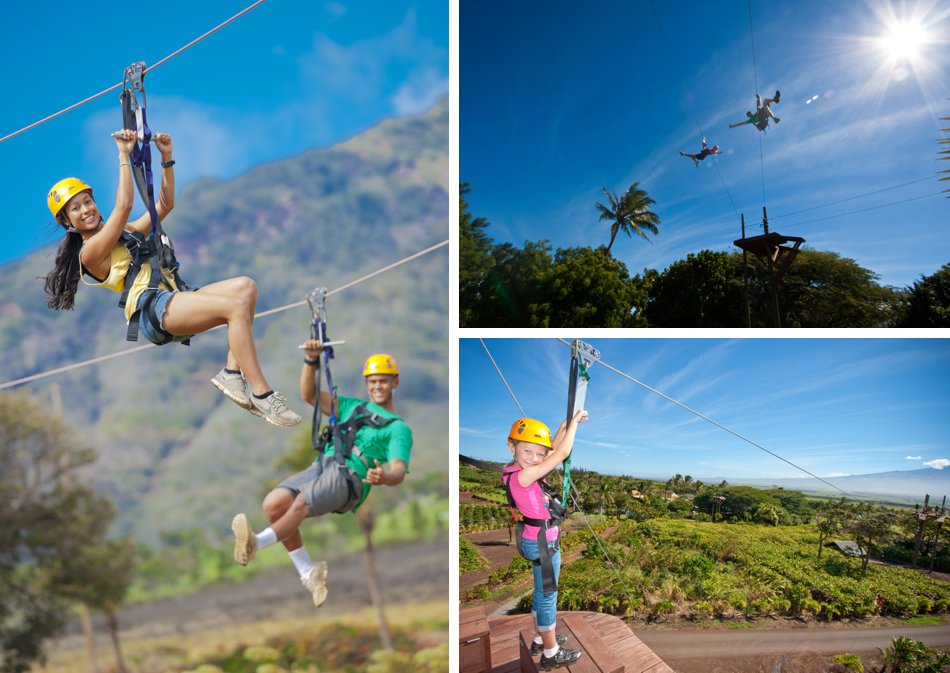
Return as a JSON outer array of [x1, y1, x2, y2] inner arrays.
[[520, 536, 560, 632]]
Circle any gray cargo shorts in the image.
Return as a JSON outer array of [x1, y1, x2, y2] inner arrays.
[[277, 453, 363, 516]]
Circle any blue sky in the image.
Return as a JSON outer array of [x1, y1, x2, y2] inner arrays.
[[460, 338, 950, 482], [461, 0, 950, 289], [0, 0, 447, 265]]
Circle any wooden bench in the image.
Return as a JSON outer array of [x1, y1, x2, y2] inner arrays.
[[460, 606, 492, 673], [518, 613, 625, 673]]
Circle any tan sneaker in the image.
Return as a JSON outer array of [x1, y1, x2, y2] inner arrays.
[[301, 561, 328, 607], [249, 390, 301, 427], [211, 369, 251, 409], [231, 513, 257, 566]]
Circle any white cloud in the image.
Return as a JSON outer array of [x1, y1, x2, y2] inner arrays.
[[924, 459, 950, 470], [391, 66, 449, 115], [906, 455, 923, 461]]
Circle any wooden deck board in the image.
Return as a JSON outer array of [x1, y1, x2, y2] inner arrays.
[[483, 611, 674, 673]]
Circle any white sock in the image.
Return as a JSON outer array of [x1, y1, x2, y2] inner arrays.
[[543, 645, 559, 658], [255, 527, 278, 550], [533, 637, 543, 646], [288, 546, 315, 578]]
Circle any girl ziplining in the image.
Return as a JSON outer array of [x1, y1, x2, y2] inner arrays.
[[503, 413, 587, 670], [43, 130, 301, 427]]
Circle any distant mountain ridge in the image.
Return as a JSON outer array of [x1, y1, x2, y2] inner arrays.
[[0, 98, 448, 543], [720, 467, 950, 503]]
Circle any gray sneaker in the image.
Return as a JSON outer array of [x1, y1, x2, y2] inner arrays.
[[211, 369, 251, 409], [301, 561, 329, 607], [231, 513, 257, 566], [249, 390, 301, 427]]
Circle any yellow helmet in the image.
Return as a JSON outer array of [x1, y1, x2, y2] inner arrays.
[[48, 178, 93, 218], [508, 417, 552, 449], [363, 353, 398, 377]]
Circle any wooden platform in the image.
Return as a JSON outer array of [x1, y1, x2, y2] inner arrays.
[[483, 611, 675, 673]]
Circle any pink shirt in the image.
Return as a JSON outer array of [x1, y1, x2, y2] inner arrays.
[[503, 465, 559, 542]]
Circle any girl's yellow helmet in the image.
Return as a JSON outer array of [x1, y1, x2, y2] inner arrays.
[[508, 417, 552, 449], [363, 353, 398, 377], [47, 177, 93, 218]]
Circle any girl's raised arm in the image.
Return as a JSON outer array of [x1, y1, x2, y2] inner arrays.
[[79, 130, 136, 269]]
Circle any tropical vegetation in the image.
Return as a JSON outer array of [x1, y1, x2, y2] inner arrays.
[[460, 182, 949, 327]]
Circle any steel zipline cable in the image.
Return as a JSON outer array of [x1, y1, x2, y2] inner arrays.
[[647, 0, 741, 223], [554, 338, 849, 496], [0, 0, 269, 144], [479, 339, 527, 418], [0, 239, 447, 391]]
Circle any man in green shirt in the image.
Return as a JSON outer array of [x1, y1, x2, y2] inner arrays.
[[230, 345, 412, 607]]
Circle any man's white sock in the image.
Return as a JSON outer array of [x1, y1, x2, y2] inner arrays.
[[288, 546, 316, 578], [255, 527, 278, 550]]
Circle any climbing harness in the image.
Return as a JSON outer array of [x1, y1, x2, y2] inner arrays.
[[502, 466, 566, 595], [562, 339, 599, 506], [305, 287, 390, 478], [116, 61, 190, 343]]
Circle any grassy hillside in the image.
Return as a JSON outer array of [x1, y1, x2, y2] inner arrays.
[[0, 98, 448, 544]]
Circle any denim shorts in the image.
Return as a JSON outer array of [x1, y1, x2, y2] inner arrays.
[[138, 290, 190, 346]]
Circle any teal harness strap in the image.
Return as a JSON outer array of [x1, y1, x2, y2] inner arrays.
[[562, 341, 599, 506]]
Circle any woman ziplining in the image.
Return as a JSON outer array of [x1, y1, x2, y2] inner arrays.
[[679, 137, 721, 166], [43, 129, 301, 428]]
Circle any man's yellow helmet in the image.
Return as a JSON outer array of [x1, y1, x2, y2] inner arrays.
[[363, 353, 398, 377], [47, 177, 93, 218], [508, 417, 552, 449]]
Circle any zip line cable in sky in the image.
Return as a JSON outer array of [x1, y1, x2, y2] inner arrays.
[[553, 338, 850, 496], [747, 0, 768, 210], [479, 339, 527, 418], [771, 175, 937, 220], [0, 239, 447, 391], [781, 191, 944, 231], [0, 0, 269, 144], [647, 0, 741, 223]]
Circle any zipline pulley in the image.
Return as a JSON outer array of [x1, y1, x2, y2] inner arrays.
[[307, 286, 345, 451], [562, 339, 599, 506]]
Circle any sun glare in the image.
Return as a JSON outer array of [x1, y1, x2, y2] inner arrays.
[[881, 21, 926, 61]]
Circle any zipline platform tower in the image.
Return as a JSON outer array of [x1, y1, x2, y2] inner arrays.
[[734, 207, 804, 328]]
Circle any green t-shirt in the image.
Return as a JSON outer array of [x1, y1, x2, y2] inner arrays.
[[323, 395, 412, 508]]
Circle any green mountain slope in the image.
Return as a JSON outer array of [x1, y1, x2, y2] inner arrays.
[[0, 99, 448, 544]]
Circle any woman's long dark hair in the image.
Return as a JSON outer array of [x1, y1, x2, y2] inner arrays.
[[44, 213, 84, 311]]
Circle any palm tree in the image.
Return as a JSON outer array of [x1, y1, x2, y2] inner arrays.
[[595, 183, 661, 255]]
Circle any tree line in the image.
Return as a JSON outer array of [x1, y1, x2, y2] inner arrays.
[[460, 182, 950, 327]]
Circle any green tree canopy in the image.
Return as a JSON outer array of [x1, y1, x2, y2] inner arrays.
[[900, 263, 950, 327], [0, 393, 114, 673]]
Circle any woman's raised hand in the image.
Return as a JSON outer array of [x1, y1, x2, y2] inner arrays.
[[112, 129, 136, 156]]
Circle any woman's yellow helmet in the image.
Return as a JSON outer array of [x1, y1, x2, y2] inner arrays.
[[47, 177, 93, 218], [363, 353, 398, 377], [508, 417, 552, 449]]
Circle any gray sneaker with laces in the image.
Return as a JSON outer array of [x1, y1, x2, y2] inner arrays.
[[211, 369, 251, 409], [249, 390, 302, 427], [301, 561, 329, 607]]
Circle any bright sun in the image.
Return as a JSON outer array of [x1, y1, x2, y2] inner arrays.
[[881, 21, 926, 61]]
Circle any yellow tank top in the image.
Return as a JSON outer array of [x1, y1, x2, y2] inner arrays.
[[80, 241, 179, 322]]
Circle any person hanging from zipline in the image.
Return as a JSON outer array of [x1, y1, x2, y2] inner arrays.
[[679, 137, 721, 166], [230, 344, 412, 607], [729, 90, 781, 131], [43, 130, 301, 427], [503, 412, 587, 670]]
